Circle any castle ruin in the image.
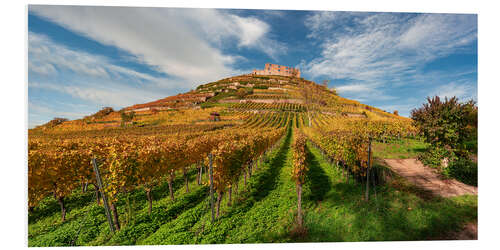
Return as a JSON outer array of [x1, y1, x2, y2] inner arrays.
[[252, 63, 300, 78]]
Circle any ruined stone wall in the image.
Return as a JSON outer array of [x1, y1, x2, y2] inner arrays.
[[252, 63, 300, 78]]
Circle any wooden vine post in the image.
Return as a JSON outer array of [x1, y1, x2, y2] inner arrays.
[[198, 163, 203, 185], [364, 138, 372, 201], [297, 182, 303, 227], [209, 153, 215, 222], [91, 158, 115, 233]]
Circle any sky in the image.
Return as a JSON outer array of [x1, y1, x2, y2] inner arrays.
[[28, 5, 477, 128]]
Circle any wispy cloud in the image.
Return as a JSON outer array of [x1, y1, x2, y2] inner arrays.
[[398, 14, 477, 58], [302, 12, 477, 102], [431, 81, 477, 101], [29, 6, 284, 84], [28, 6, 289, 127], [28, 101, 91, 128], [28, 32, 173, 127], [30, 81, 162, 108], [29, 32, 160, 82], [335, 82, 397, 102], [28, 32, 170, 107]]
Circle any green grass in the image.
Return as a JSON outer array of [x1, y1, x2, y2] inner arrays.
[[28, 129, 476, 245], [372, 137, 429, 159], [300, 142, 476, 242]]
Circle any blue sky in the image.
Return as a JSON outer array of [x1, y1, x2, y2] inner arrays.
[[28, 6, 477, 128]]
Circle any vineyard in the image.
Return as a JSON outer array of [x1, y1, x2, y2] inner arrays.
[[28, 74, 477, 246]]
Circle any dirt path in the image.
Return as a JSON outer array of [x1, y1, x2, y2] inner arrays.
[[384, 158, 477, 198], [384, 158, 478, 240]]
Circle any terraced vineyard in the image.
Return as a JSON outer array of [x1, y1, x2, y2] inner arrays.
[[28, 74, 477, 246]]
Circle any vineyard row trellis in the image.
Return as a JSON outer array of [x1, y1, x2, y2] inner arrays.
[[29, 103, 416, 235], [28, 113, 290, 227]]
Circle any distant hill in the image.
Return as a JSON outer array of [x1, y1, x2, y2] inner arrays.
[[31, 74, 405, 132]]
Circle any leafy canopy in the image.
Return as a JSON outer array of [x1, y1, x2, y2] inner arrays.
[[411, 96, 477, 155]]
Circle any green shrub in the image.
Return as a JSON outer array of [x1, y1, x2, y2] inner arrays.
[[254, 85, 269, 89], [418, 146, 452, 169], [201, 103, 215, 109], [254, 76, 270, 80], [236, 88, 249, 98], [444, 158, 477, 186], [121, 111, 135, 123], [411, 96, 477, 153]]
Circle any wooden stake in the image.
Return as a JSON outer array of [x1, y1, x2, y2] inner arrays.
[[168, 172, 175, 201], [297, 183, 303, 226], [198, 163, 203, 185], [110, 202, 120, 231], [365, 139, 372, 201], [209, 153, 215, 222], [146, 189, 152, 215], [92, 158, 115, 233], [184, 168, 189, 193], [244, 167, 247, 186]]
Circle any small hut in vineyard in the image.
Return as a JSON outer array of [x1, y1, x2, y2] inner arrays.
[[209, 112, 221, 121]]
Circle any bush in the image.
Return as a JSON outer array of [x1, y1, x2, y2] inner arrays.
[[443, 158, 477, 186], [418, 146, 452, 169], [236, 88, 249, 98], [92, 107, 114, 119], [121, 111, 135, 122], [412, 96, 477, 184], [254, 76, 270, 80], [254, 85, 268, 89], [200, 103, 215, 109], [43, 117, 68, 128], [411, 96, 477, 152]]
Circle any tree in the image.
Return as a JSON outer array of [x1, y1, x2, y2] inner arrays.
[[393, 110, 399, 116], [411, 96, 477, 154], [411, 96, 477, 184], [44, 117, 68, 128], [236, 88, 249, 99], [93, 107, 114, 119], [120, 110, 135, 124]]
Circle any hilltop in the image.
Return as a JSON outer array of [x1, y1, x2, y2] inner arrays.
[[31, 74, 406, 133]]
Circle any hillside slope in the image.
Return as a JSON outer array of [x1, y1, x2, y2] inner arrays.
[[30, 74, 407, 133]]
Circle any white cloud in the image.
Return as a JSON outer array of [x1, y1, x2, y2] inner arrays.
[[28, 61, 56, 75], [398, 14, 477, 59], [302, 12, 477, 102], [28, 6, 286, 128], [304, 11, 336, 39], [28, 32, 185, 106], [29, 32, 110, 79], [231, 15, 269, 46], [28, 101, 91, 128], [28, 32, 173, 128], [431, 81, 476, 101], [29, 6, 284, 84], [30, 80, 163, 108], [30, 32, 177, 84], [336, 83, 375, 93], [304, 11, 364, 39]]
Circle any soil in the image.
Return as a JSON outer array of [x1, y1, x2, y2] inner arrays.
[[384, 158, 477, 198], [427, 222, 478, 240], [384, 158, 478, 240]]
